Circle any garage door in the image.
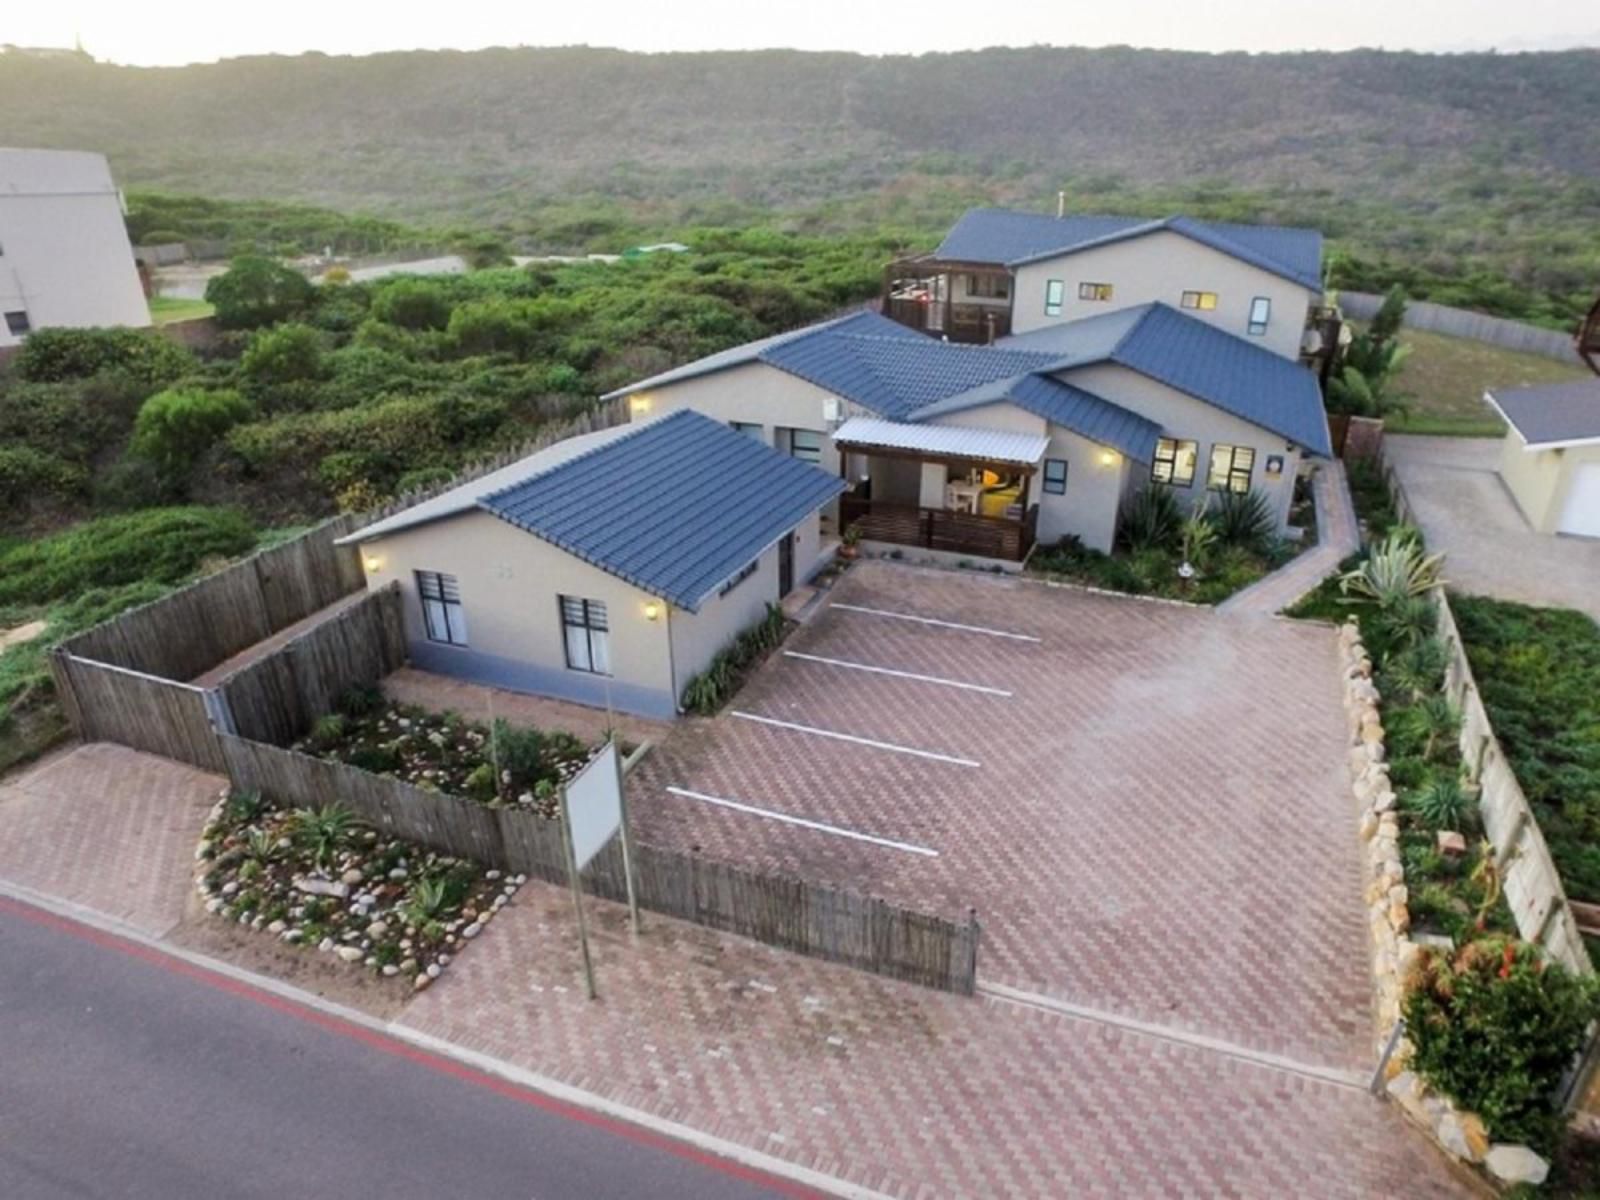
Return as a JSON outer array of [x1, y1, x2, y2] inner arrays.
[[1558, 462, 1600, 538]]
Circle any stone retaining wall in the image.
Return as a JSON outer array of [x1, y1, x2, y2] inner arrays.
[[1339, 618, 1550, 1191]]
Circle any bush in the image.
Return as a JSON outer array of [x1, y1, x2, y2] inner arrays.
[[680, 604, 786, 714], [395, 465, 454, 495], [132, 388, 253, 481], [1211, 489, 1276, 553], [372, 280, 453, 331], [205, 255, 315, 329], [490, 719, 587, 799], [13, 327, 196, 388], [1406, 938, 1600, 1150], [1339, 529, 1446, 608], [240, 323, 327, 391], [1117, 486, 1183, 552], [1406, 771, 1473, 830], [0, 446, 89, 507], [0, 506, 256, 607], [336, 684, 384, 718]]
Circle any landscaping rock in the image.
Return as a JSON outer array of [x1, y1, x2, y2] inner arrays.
[[335, 946, 364, 963], [426, 963, 441, 979], [340, 868, 365, 885], [220, 881, 239, 897], [414, 974, 432, 992], [293, 876, 349, 900], [1436, 1112, 1488, 1163], [382, 965, 399, 977], [463, 924, 481, 939], [366, 920, 390, 939], [267, 920, 287, 935], [1485, 1144, 1549, 1187], [1436, 830, 1467, 858]]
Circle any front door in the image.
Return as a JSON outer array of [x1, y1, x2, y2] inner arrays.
[[777, 531, 794, 597]]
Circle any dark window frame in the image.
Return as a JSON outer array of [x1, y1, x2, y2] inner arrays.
[[1207, 444, 1257, 494], [1180, 290, 1219, 312], [1077, 281, 1113, 302], [783, 427, 823, 464], [730, 420, 764, 440], [1247, 296, 1271, 336], [966, 273, 1009, 300], [559, 595, 611, 676], [416, 570, 468, 647], [1042, 458, 1068, 495], [1151, 437, 1198, 488], [4, 310, 30, 336]]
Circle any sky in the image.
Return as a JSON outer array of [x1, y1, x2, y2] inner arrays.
[[6, 0, 1596, 66]]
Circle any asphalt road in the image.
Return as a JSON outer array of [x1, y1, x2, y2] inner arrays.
[[0, 901, 811, 1200]]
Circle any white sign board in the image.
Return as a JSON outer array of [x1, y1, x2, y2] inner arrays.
[[565, 740, 623, 871]]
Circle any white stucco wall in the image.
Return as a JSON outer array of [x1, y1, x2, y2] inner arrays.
[[1501, 435, 1600, 535], [1061, 363, 1306, 533], [1010, 229, 1317, 360], [667, 540, 782, 690], [0, 149, 149, 347]]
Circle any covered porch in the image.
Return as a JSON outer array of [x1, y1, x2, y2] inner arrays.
[[833, 417, 1043, 563], [882, 255, 1014, 344]]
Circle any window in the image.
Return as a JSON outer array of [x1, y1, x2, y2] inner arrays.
[[1247, 296, 1271, 336], [1151, 438, 1199, 487], [1207, 444, 1256, 494], [1042, 459, 1068, 495], [1044, 279, 1065, 317], [4, 310, 30, 336], [966, 274, 1009, 300], [730, 421, 763, 440], [416, 571, 468, 646], [1180, 290, 1219, 312], [718, 558, 758, 597], [560, 596, 611, 675], [1077, 282, 1113, 302], [782, 427, 823, 464]]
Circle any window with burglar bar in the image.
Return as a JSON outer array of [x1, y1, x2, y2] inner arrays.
[[560, 595, 611, 675], [416, 571, 468, 646]]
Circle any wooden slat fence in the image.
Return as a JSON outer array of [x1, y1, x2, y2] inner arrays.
[[1383, 460, 1590, 975], [1340, 291, 1582, 365], [47, 652, 227, 772], [216, 733, 981, 993]]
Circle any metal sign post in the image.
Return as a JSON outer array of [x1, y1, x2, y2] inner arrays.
[[613, 738, 641, 933], [557, 784, 598, 1001]]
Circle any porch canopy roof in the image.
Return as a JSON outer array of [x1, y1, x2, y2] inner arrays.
[[832, 416, 1048, 467]]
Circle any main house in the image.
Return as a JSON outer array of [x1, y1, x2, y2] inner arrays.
[[607, 208, 1332, 567]]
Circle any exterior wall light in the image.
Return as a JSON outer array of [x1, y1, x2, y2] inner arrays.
[[629, 394, 652, 416], [363, 554, 383, 575], [643, 600, 663, 621], [1099, 449, 1119, 466]]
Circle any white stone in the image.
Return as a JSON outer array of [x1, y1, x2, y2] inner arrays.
[[1436, 1113, 1481, 1163], [267, 919, 287, 935], [426, 963, 442, 979], [293, 876, 349, 900], [335, 946, 364, 963], [381, 965, 399, 977], [205, 897, 224, 914], [463, 924, 481, 939], [221, 881, 239, 897], [1484, 1145, 1549, 1187], [341, 868, 365, 885], [319, 937, 335, 952], [388, 868, 408, 881], [366, 920, 389, 939], [486, 869, 502, 881], [282, 929, 303, 943]]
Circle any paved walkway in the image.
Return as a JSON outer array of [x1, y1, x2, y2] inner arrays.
[[0, 738, 1473, 1198], [1218, 462, 1361, 616], [1386, 435, 1600, 622]]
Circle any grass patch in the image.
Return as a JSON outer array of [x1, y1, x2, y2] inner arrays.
[[1449, 594, 1600, 903], [148, 295, 216, 324], [1383, 327, 1588, 437]]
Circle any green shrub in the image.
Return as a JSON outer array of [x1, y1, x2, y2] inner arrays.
[[309, 714, 347, 748], [0, 507, 256, 607], [347, 744, 401, 774], [240, 323, 327, 391], [463, 762, 496, 802], [13, 327, 196, 387], [0, 446, 90, 507], [337, 684, 384, 718], [1406, 938, 1600, 1150], [1340, 529, 1445, 607], [1211, 489, 1276, 553], [681, 604, 786, 713], [132, 388, 253, 481], [205, 255, 315, 329], [1407, 771, 1473, 831], [395, 465, 454, 495], [372, 280, 453, 331], [490, 719, 587, 800], [1117, 487, 1183, 552]]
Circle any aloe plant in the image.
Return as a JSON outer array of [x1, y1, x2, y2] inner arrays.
[[1339, 529, 1446, 607]]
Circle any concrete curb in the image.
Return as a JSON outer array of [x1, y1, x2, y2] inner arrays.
[[0, 876, 895, 1200]]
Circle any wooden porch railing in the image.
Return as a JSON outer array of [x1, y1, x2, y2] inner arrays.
[[841, 496, 1037, 562]]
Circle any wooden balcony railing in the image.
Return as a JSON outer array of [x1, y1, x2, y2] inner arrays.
[[841, 496, 1037, 562]]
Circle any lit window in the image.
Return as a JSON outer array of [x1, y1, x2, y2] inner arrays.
[[560, 596, 611, 675], [1207, 444, 1256, 494], [1181, 291, 1219, 311], [4, 310, 30, 336], [1044, 279, 1065, 317], [1151, 438, 1198, 488], [1077, 282, 1113, 302], [1248, 297, 1271, 336], [730, 421, 763, 440], [1042, 459, 1068, 495], [783, 428, 823, 464], [416, 571, 468, 646]]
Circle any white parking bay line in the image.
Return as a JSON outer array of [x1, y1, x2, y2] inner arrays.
[[729, 711, 981, 768], [783, 651, 1012, 697], [830, 602, 1041, 643], [665, 787, 940, 857]]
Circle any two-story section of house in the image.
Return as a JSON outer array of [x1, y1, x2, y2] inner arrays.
[[883, 208, 1324, 362]]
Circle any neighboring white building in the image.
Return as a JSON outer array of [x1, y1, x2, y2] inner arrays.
[[0, 148, 149, 348]]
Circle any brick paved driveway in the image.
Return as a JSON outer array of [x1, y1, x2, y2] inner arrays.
[[630, 560, 1370, 1071]]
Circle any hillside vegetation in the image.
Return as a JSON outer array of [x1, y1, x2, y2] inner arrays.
[[4, 45, 1599, 324]]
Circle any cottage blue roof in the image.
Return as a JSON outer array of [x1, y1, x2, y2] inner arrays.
[[1003, 303, 1332, 456], [935, 208, 1324, 291], [915, 373, 1162, 462], [478, 410, 845, 612]]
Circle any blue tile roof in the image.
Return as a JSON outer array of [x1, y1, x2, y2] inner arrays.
[[479, 410, 845, 612], [936, 208, 1323, 290], [1003, 303, 1331, 456]]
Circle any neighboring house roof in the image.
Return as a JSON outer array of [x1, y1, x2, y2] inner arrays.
[[1001, 303, 1333, 456], [934, 208, 1324, 291], [477, 410, 844, 612], [1485, 380, 1600, 450], [600, 309, 921, 400], [833, 416, 1050, 466]]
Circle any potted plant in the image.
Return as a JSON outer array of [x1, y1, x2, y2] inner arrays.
[[839, 523, 863, 561]]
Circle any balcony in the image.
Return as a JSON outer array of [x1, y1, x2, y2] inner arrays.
[[881, 256, 1013, 344], [840, 494, 1038, 562]]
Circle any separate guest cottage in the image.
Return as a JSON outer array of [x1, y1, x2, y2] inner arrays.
[[340, 411, 843, 718]]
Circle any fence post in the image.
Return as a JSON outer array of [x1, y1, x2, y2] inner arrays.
[[557, 785, 598, 1001]]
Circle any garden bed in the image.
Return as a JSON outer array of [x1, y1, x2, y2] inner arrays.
[[196, 787, 519, 991], [294, 686, 606, 819]]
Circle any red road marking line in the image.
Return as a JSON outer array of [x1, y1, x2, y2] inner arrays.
[[0, 893, 827, 1200]]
